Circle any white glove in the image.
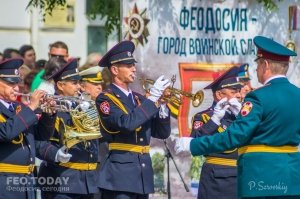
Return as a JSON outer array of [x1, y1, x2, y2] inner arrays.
[[159, 103, 169, 119], [228, 98, 242, 116], [211, 98, 230, 125], [55, 146, 72, 163], [79, 101, 91, 111], [174, 137, 192, 154], [148, 75, 171, 102]]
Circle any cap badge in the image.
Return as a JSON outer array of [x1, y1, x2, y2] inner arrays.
[[15, 69, 19, 75], [128, 52, 132, 57]]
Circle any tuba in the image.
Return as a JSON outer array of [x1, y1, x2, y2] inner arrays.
[[139, 75, 204, 107]]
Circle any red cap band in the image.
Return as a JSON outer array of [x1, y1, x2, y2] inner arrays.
[[257, 48, 290, 62]]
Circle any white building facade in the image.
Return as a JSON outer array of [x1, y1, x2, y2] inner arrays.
[[0, 0, 118, 64]]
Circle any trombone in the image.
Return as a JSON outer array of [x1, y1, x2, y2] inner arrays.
[[139, 75, 204, 107]]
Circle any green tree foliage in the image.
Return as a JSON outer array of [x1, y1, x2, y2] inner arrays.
[[151, 152, 165, 193], [189, 156, 205, 180], [152, 152, 165, 173], [27, 0, 281, 37], [86, 0, 120, 37], [256, 0, 282, 11], [26, 0, 66, 19]]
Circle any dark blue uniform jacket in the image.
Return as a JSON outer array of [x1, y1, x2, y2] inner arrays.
[[37, 108, 99, 194], [96, 84, 171, 194], [190, 103, 237, 199], [0, 102, 56, 199]]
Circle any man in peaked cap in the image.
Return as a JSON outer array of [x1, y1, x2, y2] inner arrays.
[[36, 58, 101, 198], [49, 58, 81, 82], [238, 64, 253, 101], [175, 36, 300, 198], [0, 58, 23, 83], [96, 40, 171, 199], [237, 63, 250, 82], [189, 66, 243, 199], [79, 65, 103, 101], [98, 40, 137, 68], [79, 65, 109, 199], [0, 58, 56, 199]]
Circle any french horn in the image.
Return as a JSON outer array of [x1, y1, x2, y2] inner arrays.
[[15, 92, 102, 149], [59, 102, 102, 149]]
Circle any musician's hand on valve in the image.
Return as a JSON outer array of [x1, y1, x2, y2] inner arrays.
[[158, 88, 171, 104], [28, 90, 46, 111], [228, 98, 242, 117], [148, 75, 171, 103], [43, 98, 57, 115], [211, 97, 230, 125], [55, 146, 72, 163]]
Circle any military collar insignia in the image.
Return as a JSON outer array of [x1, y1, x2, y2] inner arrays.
[[16, 105, 21, 114], [134, 95, 141, 106]]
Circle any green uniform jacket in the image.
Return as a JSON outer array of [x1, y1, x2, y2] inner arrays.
[[190, 77, 300, 197]]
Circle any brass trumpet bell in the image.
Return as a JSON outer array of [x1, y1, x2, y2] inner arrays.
[[139, 77, 204, 107], [191, 90, 205, 107]]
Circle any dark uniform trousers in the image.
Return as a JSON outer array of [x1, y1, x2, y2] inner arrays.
[[242, 197, 300, 199], [0, 102, 56, 199], [101, 189, 149, 199], [96, 84, 171, 199], [190, 103, 238, 199], [36, 110, 100, 198], [41, 192, 94, 199]]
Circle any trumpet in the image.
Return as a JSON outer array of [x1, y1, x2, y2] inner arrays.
[[139, 76, 204, 107], [14, 92, 94, 112]]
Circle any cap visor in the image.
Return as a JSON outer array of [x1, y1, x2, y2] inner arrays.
[[230, 84, 244, 89], [1, 77, 21, 84], [118, 59, 137, 65], [62, 75, 81, 81], [87, 80, 103, 84]]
